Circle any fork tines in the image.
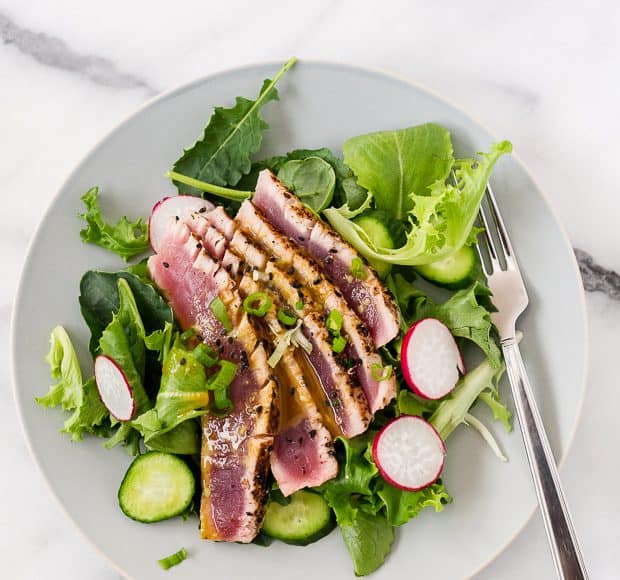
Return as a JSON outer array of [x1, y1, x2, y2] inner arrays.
[[476, 184, 517, 275]]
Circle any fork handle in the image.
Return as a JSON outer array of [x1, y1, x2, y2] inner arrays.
[[502, 338, 588, 579]]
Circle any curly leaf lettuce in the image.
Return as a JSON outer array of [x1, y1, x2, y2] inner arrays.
[[79, 187, 150, 261], [36, 326, 108, 441], [324, 139, 512, 266]]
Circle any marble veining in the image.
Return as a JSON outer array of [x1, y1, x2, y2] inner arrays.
[[0, 12, 156, 94], [575, 249, 620, 300]]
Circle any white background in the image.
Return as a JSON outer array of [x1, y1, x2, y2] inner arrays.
[[1, 1, 618, 578]]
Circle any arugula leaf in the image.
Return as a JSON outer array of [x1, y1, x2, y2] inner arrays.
[[79, 270, 173, 355], [324, 140, 512, 266], [343, 123, 454, 220], [340, 510, 394, 577], [79, 187, 149, 261], [277, 156, 335, 212], [36, 326, 108, 441], [171, 58, 296, 195]]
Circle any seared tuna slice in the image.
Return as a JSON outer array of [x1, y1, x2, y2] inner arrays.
[[190, 211, 372, 438], [148, 220, 277, 543], [252, 170, 400, 347], [236, 201, 396, 414], [193, 233, 338, 494]]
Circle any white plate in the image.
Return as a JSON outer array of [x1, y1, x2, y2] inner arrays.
[[11, 61, 587, 579]]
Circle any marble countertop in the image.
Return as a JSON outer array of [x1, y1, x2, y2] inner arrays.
[[2, 1, 618, 578]]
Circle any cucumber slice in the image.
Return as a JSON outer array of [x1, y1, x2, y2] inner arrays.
[[353, 211, 394, 278], [118, 452, 195, 523], [415, 244, 477, 288], [262, 490, 335, 546]]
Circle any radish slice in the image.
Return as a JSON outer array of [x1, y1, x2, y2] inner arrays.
[[94, 355, 135, 421], [401, 318, 465, 400], [372, 416, 446, 491], [149, 196, 214, 253]]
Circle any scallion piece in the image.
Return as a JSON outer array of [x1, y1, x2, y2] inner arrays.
[[350, 256, 367, 280], [277, 308, 297, 327], [243, 292, 272, 317], [295, 299, 304, 310], [326, 309, 343, 334], [180, 328, 197, 341], [370, 363, 393, 381], [213, 387, 233, 412], [332, 335, 347, 354], [206, 360, 238, 391], [158, 547, 187, 570], [193, 343, 219, 368], [209, 296, 231, 332]]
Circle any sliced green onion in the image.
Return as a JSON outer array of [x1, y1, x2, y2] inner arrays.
[[332, 335, 347, 354], [207, 360, 238, 391], [326, 309, 343, 334], [277, 308, 297, 327], [243, 292, 272, 317], [213, 387, 233, 412], [180, 328, 197, 341], [268, 320, 302, 367], [370, 363, 393, 381], [210, 296, 231, 332], [193, 343, 219, 368], [350, 257, 368, 280], [292, 325, 312, 355], [295, 300, 304, 310], [158, 547, 187, 570]]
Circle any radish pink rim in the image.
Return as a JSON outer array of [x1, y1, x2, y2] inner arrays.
[[94, 354, 136, 422], [372, 415, 447, 492], [400, 318, 466, 401]]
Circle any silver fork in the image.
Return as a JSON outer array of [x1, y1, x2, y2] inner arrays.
[[476, 184, 588, 580]]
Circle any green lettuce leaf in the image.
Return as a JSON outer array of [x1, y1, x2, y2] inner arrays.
[[318, 430, 451, 576], [36, 326, 108, 441], [375, 480, 451, 527], [414, 282, 502, 369], [431, 356, 505, 440], [79, 270, 173, 355], [478, 390, 512, 432], [342, 123, 454, 220], [79, 187, 149, 261], [340, 510, 394, 577], [324, 140, 512, 266], [318, 434, 379, 525], [98, 279, 151, 414], [249, 147, 369, 212], [132, 338, 208, 453], [171, 58, 296, 196], [277, 156, 336, 212]]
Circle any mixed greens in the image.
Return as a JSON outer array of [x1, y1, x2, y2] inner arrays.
[[36, 57, 513, 576]]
